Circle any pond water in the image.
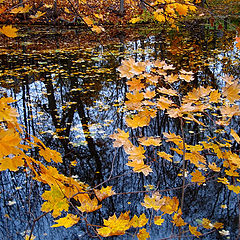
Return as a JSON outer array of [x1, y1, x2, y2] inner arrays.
[[0, 19, 240, 239]]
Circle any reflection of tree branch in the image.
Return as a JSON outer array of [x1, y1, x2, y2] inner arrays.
[[28, 211, 50, 240]]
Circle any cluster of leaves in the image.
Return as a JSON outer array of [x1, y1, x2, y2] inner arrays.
[[0, 97, 116, 239], [109, 57, 240, 237]]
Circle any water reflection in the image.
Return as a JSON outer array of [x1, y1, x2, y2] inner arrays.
[[0, 20, 239, 239]]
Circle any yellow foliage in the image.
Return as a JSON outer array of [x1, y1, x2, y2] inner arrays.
[[97, 212, 131, 237], [51, 214, 80, 228]]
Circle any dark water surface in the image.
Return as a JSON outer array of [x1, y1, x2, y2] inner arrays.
[[0, 20, 240, 239]]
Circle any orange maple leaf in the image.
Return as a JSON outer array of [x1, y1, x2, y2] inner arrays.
[[127, 78, 145, 92], [77, 197, 102, 213], [51, 214, 80, 228], [141, 192, 165, 211], [138, 136, 162, 146], [0, 25, 18, 38], [130, 213, 148, 228], [109, 128, 130, 148], [94, 186, 115, 201], [137, 228, 150, 240], [189, 225, 202, 238], [191, 170, 205, 185], [97, 212, 131, 237], [126, 160, 152, 176]]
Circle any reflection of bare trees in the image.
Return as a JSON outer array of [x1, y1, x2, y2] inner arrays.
[[0, 21, 239, 239]]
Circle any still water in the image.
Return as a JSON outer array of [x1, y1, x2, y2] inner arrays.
[[0, 19, 240, 239]]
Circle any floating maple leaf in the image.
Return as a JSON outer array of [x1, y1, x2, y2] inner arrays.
[[130, 213, 148, 228], [157, 151, 173, 162], [191, 170, 205, 185], [109, 128, 130, 148], [138, 136, 162, 146], [51, 214, 80, 228], [141, 192, 165, 211], [137, 228, 150, 240], [77, 197, 102, 213], [230, 129, 240, 143], [94, 186, 115, 201], [189, 225, 202, 238], [125, 113, 150, 128], [0, 25, 17, 38], [0, 155, 24, 171], [97, 212, 131, 237], [154, 215, 164, 225], [126, 160, 152, 176]]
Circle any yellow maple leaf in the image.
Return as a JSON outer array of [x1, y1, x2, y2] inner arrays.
[[156, 96, 173, 110], [189, 225, 202, 238], [126, 160, 152, 176], [11, 4, 32, 14], [191, 170, 205, 185], [127, 78, 145, 92], [160, 196, 179, 215], [223, 81, 240, 104], [0, 155, 24, 171], [172, 212, 187, 227], [141, 192, 165, 211], [83, 16, 93, 26], [138, 136, 162, 146], [77, 197, 102, 212], [30, 11, 46, 19], [125, 91, 144, 110], [163, 132, 183, 148], [39, 147, 62, 163], [0, 25, 17, 38], [0, 129, 22, 158], [137, 228, 150, 240], [129, 16, 141, 24], [97, 212, 131, 237], [94, 186, 115, 201], [109, 128, 130, 148], [0, 97, 18, 122], [202, 218, 212, 229], [41, 185, 69, 217], [208, 162, 221, 172], [154, 9, 165, 22], [154, 215, 164, 225], [24, 234, 36, 240], [174, 3, 188, 16], [51, 214, 80, 228], [230, 129, 240, 144], [125, 113, 150, 128], [185, 152, 206, 168], [209, 89, 221, 103], [91, 25, 105, 34], [165, 73, 179, 83], [179, 73, 194, 82], [157, 87, 178, 96], [125, 145, 145, 161], [227, 184, 240, 194], [144, 90, 156, 99], [157, 151, 173, 162], [130, 213, 148, 228]]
